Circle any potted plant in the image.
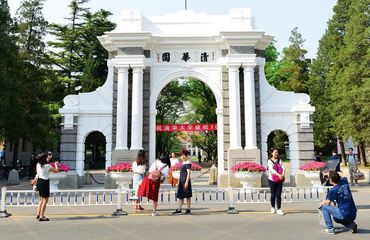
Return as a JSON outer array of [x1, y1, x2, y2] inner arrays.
[[170, 162, 202, 179], [231, 161, 266, 189], [299, 161, 326, 189], [49, 162, 70, 191], [107, 162, 133, 190]]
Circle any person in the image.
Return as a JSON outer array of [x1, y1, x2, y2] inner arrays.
[[0, 148, 6, 166], [346, 148, 359, 186], [320, 171, 357, 235], [168, 152, 180, 186], [198, 151, 202, 165], [170, 152, 179, 167], [137, 153, 169, 216], [131, 150, 148, 211], [267, 148, 285, 215], [172, 149, 193, 215], [31, 152, 60, 221], [315, 151, 323, 162], [29, 153, 37, 179], [330, 150, 341, 172]]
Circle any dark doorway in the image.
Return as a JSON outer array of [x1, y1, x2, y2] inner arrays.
[[84, 131, 106, 170]]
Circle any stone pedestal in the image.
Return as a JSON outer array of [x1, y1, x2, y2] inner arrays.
[[58, 171, 84, 189], [111, 149, 139, 164], [219, 149, 262, 188]]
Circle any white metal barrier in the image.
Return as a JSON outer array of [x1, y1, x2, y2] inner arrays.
[[0, 186, 330, 217]]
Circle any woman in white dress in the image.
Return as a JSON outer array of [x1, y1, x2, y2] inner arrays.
[[131, 150, 148, 211]]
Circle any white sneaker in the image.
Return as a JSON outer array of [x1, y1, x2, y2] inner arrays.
[[276, 209, 285, 215], [129, 196, 138, 201], [151, 211, 159, 216], [270, 207, 276, 214]]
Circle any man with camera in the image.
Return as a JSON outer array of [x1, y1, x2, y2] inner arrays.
[[320, 171, 357, 235]]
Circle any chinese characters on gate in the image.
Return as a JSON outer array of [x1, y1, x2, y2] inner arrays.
[[156, 123, 217, 132], [156, 50, 217, 63]]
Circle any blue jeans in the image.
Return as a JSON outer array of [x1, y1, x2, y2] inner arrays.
[[322, 205, 355, 229]]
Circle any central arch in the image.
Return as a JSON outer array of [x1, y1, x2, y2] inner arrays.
[[149, 69, 224, 174]]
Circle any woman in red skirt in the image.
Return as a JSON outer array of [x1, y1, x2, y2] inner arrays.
[[137, 153, 169, 216]]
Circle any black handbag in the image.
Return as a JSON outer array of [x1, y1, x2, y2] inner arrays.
[[354, 170, 365, 181]]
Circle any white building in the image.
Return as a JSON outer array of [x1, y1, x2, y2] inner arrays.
[[59, 9, 315, 188]]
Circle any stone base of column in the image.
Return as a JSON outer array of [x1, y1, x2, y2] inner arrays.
[[218, 149, 262, 188], [295, 173, 313, 187], [111, 149, 140, 165], [58, 171, 84, 189]]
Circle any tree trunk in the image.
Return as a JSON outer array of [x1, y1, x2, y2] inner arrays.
[[338, 139, 347, 166], [359, 142, 367, 167], [12, 140, 19, 169]]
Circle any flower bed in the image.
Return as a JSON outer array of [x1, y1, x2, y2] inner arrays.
[[171, 162, 202, 171], [231, 161, 266, 173], [107, 162, 132, 172], [50, 162, 70, 172], [299, 161, 326, 171]]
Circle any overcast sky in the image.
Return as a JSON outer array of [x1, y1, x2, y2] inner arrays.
[[8, 0, 337, 59]]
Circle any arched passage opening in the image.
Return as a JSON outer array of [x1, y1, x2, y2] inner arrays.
[[267, 129, 290, 160], [84, 131, 106, 170], [266, 129, 292, 184], [155, 78, 218, 166]]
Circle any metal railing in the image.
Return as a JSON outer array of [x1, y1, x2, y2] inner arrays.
[[0, 186, 330, 217]]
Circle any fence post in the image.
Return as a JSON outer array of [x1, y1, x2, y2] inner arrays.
[[112, 187, 127, 216], [0, 187, 11, 218], [226, 187, 238, 214]]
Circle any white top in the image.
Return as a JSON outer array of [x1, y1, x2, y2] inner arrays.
[[267, 159, 285, 181], [347, 154, 357, 166], [149, 159, 169, 178], [35, 163, 52, 180], [132, 161, 146, 175], [170, 157, 179, 167]]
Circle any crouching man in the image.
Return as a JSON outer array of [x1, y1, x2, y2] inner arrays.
[[320, 171, 358, 235]]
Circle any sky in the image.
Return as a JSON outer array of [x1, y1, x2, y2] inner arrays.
[[8, 0, 337, 59]]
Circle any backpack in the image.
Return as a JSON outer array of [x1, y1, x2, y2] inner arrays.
[[269, 159, 285, 183], [148, 161, 167, 182]]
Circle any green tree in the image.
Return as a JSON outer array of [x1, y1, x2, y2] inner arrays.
[[279, 27, 310, 93], [184, 79, 217, 163], [48, 0, 89, 94], [15, 0, 59, 152], [264, 41, 282, 88], [48, 1, 115, 94], [331, 0, 369, 166], [79, 9, 115, 92], [156, 81, 186, 155], [0, 0, 26, 166]]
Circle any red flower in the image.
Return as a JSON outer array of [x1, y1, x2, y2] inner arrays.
[[231, 161, 266, 173], [50, 162, 70, 172], [107, 162, 132, 172], [170, 162, 202, 171], [299, 161, 326, 171]]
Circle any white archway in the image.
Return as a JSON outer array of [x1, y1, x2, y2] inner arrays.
[[149, 69, 224, 174]]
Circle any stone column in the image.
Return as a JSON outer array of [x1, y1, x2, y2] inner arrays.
[[130, 67, 144, 150], [228, 66, 242, 149], [216, 107, 225, 174], [116, 67, 129, 150], [149, 108, 157, 164], [244, 65, 257, 149]]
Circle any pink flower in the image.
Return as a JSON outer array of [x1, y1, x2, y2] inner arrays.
[[170, 162, 202, 171], [299, 161, 326, 171], [107, 162, 132, 172], [231, 161, 266, 173], [50, 162, 70, 172]]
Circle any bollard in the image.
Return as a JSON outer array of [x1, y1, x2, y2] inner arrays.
[[0, 187, 12, 218], [226, 187, 238, 214], [112, 187, 127, 216]]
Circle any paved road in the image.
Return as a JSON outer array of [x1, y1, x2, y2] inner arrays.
[[1, 186, 369, 240]]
